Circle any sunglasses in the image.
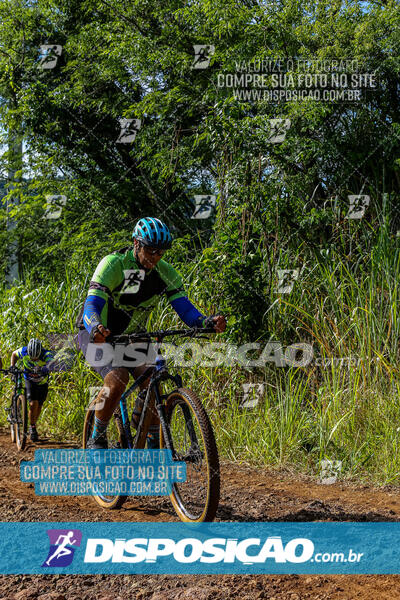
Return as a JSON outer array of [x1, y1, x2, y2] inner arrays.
[[141, 245, 165, 256]]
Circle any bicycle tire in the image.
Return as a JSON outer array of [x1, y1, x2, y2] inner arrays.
[[160, 387, 220, 522], [10, 397, 15, 443], [82, 402, 128, 509], [15, 394, 27, 451], [10, 421, 15, 443]]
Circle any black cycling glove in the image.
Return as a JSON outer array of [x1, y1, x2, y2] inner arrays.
[[89, 324, 103, 343]]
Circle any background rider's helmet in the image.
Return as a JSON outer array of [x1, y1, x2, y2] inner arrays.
[[27, 338, 42, 360], [132, 217, 172, 249]]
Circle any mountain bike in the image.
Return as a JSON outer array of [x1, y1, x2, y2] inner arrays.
[[83, 326, 220, 522], [1, 367, 27, 451]]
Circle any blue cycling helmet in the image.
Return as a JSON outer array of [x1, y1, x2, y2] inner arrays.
[[132, 217, 172, 249]]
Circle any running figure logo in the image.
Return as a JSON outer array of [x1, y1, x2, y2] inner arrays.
[[42, 529, 82, 567]]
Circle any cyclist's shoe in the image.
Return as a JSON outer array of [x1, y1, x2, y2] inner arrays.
[[86, 433, 108, 450], [29, 426, 39, 442]]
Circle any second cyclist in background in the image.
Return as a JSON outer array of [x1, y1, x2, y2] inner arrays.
[[10, 339, 54, 442]]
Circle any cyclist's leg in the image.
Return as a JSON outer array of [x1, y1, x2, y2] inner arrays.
[[90, 367, 130, 445], [25, 379, 39, 441], [95, 367, 130, 421], [78, 327, 129, 411], [79, 328, 157, 447], [30, 382, 48, 425], [25, 379, 36, 423], [78, 328, 131, 444], [86, 368, 129, 447], [29, 401, 40, 426]]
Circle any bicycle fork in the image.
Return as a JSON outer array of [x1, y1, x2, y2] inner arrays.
[[6, 395, 18, 424], [5, 405, 13, 424]]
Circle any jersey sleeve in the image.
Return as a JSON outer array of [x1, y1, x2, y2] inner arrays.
[[158, 261, 186, 303], [83, 295, 106, 332], [15, 346, 26, 359], [42, 349, 55, 364], [170, 296, 205, 327], [83, 255, 124, 332], [88, 255, 125, 300]]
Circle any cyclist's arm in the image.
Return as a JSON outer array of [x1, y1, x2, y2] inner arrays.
[[10, 347, 24, 367], [40, 349, 56, 375], [83, 296, 111, 342], [43, 350, 54, 363], [170, 296, 206, 328], [82, 255, 123, 334], [10, 351, 18, 367], [160, 261, 206, 328], [82, 295, 106, 334]]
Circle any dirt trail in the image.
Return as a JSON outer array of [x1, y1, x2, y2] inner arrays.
[[1, 429, 400, 599]]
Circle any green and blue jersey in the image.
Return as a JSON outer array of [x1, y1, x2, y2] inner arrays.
[[80, 247, 205, 335], [15, 346, 53, 384]]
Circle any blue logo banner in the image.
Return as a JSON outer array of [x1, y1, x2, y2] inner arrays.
[[1, 522, 400, 574]]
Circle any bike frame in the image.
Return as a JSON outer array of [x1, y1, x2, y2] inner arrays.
[[105, 326, 215, 456], [117, 360, 183, 455]]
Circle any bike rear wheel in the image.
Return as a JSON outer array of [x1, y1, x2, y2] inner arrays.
[[83, 403, 128, 509], [14, 394, 27, 451], [160, 387, 220, 522]]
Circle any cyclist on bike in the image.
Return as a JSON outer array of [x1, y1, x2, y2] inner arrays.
[[77, 217, 226, 450], [10, 339, 54, 442]]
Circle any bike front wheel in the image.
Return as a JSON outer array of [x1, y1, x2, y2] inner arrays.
[[14, 394, 27, 451], [9, 404, 15, 443], [83, 402, 128, 509], [160, 387, 220, 522]]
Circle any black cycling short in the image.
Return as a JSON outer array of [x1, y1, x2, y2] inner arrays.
[[24, 380, 49, 406], [77, 328, 151, 380]]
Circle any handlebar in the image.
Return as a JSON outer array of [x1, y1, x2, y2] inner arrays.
[[108, 326, 217, 345], [0, 367, 24, 376]]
